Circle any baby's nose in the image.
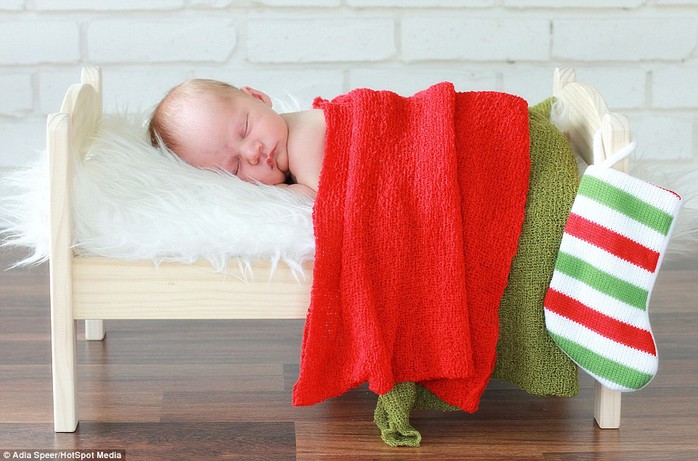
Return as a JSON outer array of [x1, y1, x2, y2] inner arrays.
[[245, 141, 263, 165]]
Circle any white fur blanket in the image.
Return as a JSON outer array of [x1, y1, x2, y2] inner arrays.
[[1, 114, 315, 273], [2, 106, 695, 273]]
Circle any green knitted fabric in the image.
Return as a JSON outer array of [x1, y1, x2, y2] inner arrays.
[[374, 382, 459, 447], [491, 98, 579, 395], [374, 99, 579, 447]]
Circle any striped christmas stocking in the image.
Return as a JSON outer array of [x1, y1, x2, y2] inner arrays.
[[544, 165, 682, 392]]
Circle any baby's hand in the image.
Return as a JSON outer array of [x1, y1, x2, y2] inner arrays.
[[276, 183, 317, 199]]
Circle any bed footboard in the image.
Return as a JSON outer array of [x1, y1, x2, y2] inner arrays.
[[554, 67, 630, 430]]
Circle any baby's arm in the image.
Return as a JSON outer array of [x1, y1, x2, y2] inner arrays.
[[276, 183, 317, 199]]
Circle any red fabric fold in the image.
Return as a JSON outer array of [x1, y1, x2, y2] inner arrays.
[[292, 83, 530, 412]]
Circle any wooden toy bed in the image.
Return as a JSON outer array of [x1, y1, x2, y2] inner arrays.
[[47, 66, 630, 433]]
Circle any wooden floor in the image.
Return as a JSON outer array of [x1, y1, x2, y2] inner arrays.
[[1, 248, 697, 460]]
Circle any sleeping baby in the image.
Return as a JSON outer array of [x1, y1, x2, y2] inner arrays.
[[148, 79, 325, 198], [149, 77, 544, 424]]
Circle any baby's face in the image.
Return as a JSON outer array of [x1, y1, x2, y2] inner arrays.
[[174, 89, 290, 185]]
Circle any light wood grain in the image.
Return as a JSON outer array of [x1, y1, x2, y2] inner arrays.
[[78, 67, 107, 342], [47, 112, 79, 432], [594, 380, 622, 428], [49, 68, 101, 432], [72, 257, 311, 320]]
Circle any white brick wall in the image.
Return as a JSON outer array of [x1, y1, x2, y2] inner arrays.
[[2, 1, 698, 208], [552, 17, 698, 61], [0, 21, 80, 64], [402, 17, 551, 62], [247, 17, 396, 62]]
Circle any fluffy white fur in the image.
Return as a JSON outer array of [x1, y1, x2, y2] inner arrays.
[[4, 99, 694, 273], [1, 151, 50, 268], [2, 113, 316, 273]]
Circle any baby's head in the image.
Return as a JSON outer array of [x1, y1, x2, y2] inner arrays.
[[148, 79, 290, 186], [148, 79, 235, 154]]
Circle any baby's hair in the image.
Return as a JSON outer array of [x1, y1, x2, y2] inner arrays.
[[148, 79, 240, 152]]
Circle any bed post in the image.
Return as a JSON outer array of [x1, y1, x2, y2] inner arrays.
[[79, 67, 106, 342], [592, 111, 630, 429], [553, 67, 626, 430], [48, 67, 102, 432], [594, 381, 622, 428], [48, 111, 79, 432]]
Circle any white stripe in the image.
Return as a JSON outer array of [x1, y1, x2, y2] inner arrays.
[[586, 373, 634, 392], [585, 165, 681, 215], [548, 272, 652, 331], [571, 195, 666, 253], [558, 234, 655, 289], [545, 310, 658, 375]]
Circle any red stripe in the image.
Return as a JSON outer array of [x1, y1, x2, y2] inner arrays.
[[565, 213, 659, 272], [544, 289, 657, 356]]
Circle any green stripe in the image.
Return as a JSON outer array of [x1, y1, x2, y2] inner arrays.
[[550, 333, 653, 390], [578, 176, 673, 235], [555, 253, 648, 310]]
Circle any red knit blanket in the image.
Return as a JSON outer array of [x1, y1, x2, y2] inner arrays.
[[292, 83, 530, 411]]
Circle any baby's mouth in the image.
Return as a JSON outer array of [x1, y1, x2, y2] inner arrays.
[[266, 147, 277, 169]]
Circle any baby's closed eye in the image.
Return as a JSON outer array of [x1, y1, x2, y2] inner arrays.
[[241, 115, 249, 138], [232, 157, 240, 175]]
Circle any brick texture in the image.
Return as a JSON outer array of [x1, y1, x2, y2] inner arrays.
[[553, 18, 697, 61], [402, 16, 550, 62], [247, 17, 395, 63], [87, 18, 236, 63]]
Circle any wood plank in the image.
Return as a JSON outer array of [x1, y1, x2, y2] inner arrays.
[[72, 257, 312, 319], [47, 111, 79, 432]]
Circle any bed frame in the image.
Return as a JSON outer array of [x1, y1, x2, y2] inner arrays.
[[48, 66, 630, 433]]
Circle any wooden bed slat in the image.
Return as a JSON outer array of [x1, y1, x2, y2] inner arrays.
[[72, 257, 311, 320]]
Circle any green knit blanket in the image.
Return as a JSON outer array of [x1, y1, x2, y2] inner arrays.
[[374, 99, 580, 447]]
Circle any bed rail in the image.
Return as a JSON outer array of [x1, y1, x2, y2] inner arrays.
[[72, 257, 311, 320]]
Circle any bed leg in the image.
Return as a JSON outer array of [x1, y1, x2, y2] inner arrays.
[[85, 320, 105, 340], [50, 279, 79, 432], [593, 381, 621, 429]]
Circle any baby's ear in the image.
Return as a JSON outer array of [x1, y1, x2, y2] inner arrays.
[[241, 86, 272, 107]]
